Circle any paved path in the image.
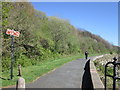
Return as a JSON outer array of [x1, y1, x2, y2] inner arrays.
[[26, 58, 87, 88]]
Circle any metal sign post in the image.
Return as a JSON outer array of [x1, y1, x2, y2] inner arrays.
[[10, 35, 14, 80], [6, 29, 20, 80]]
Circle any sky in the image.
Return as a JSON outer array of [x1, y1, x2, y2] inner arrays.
[[31, 2, 118, 46]]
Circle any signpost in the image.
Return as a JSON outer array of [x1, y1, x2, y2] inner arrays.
[[6, 29, 20, 80]]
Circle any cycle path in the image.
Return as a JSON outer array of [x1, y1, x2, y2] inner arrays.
[[26, 58, 87, 88]]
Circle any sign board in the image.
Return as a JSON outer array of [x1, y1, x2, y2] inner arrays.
[[6, 29, 20, 79], [6, 29, 20, 37]]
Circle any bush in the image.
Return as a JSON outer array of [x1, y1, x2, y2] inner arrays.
[[110, 52, 113, 54], [15, 54, 32, 67], [2, 57, 11, 71]]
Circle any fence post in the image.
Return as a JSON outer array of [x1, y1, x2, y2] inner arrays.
[[16, 64, 25, 90], [16, 77, 25, 90], [18, 64, 22, 76], [118, 70, 120, 90], [105, 57, 120, 90], [113, 57, 117, 90]]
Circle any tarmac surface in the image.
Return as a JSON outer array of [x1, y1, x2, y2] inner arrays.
[[25, 58, 87, 88]]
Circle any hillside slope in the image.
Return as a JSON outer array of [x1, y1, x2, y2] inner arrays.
[[2, 2, 117, 70]]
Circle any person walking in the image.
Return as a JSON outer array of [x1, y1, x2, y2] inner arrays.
[[85, 51, 88, 60]]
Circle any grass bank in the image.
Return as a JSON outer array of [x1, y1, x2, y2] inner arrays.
[[1, 54, 84, 87], [1, 53, 104, 87]]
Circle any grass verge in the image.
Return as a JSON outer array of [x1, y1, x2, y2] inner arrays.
[[1, 53, 105, 87], [1, 54, 84, 87]]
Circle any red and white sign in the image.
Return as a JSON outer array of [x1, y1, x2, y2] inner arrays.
[[6, 29, 20, 37], [6, 29, 14, 35]]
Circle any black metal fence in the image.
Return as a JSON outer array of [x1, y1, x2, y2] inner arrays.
[[105, 57, 120, 90]]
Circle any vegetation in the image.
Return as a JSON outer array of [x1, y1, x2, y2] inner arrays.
[[2, 54, 83, 87], [94, 54, 120, 88], [94, 61, 120, 88], [1, 2, 118, 87], [2, 2, 116, 71]]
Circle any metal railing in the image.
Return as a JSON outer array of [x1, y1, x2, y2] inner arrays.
[[105, 57, 120, 90]]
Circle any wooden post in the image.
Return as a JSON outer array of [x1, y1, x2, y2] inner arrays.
[[16, 77, 25, 90], [18, 64, 22, 76]]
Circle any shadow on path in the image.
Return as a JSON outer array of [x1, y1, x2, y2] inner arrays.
[[81, 59, 94, 90]]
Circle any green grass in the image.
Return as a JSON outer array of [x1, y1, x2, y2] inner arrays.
[[1, 54, 85, 87]]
